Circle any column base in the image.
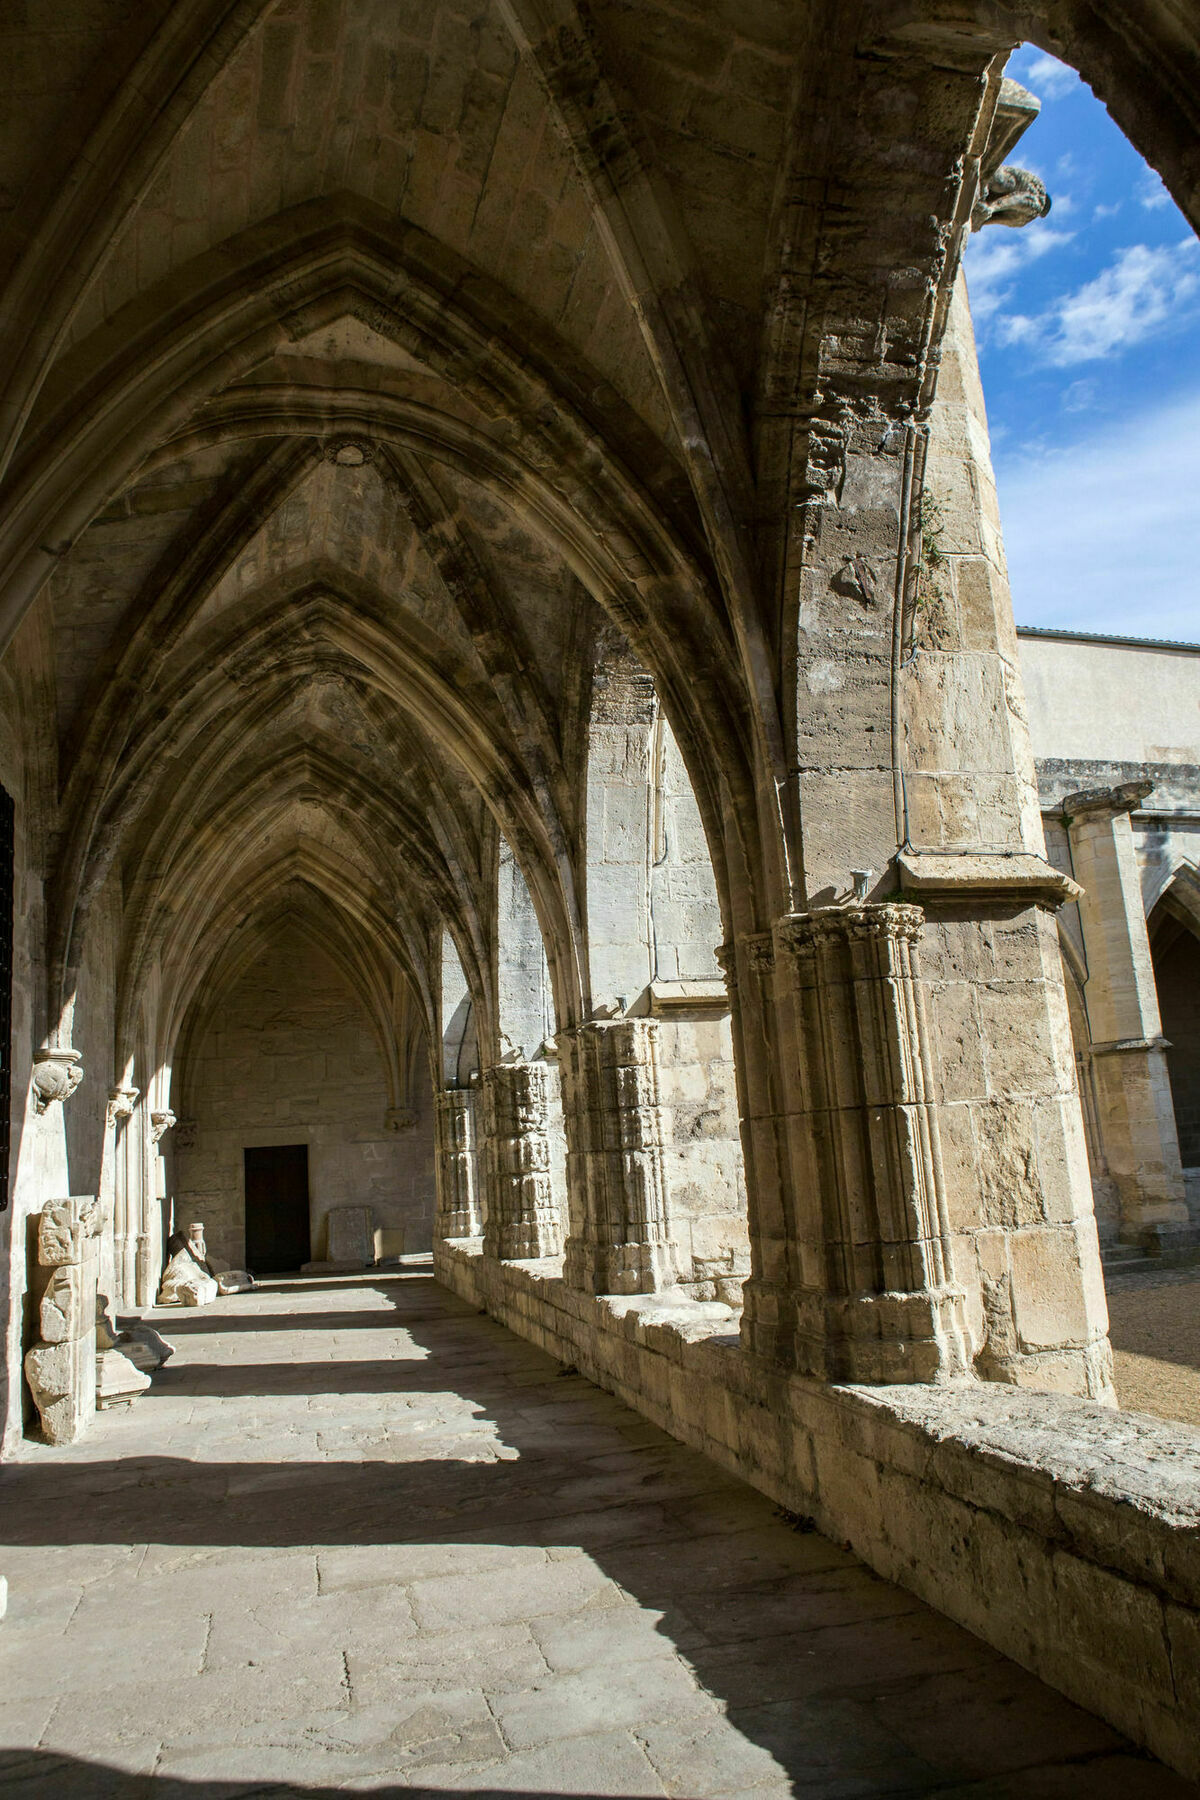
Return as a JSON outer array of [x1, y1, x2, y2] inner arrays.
[[436, 1211, 482, 1240], [563, 1234, 678, 1297], [483, 1217, 561, 1262], [1121, 1221, 1200, 1257], [739, 1277, 972, 1383]]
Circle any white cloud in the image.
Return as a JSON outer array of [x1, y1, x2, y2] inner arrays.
[[995, 386, 1200, 639], [1138, 172, 1171, 212], [994, 239, 1200, 365], [1093, 201, 1121, 220], [963, 224, 1074, 324], [1020, 52, 1080, 99], [1060, 377, 1098, 412]]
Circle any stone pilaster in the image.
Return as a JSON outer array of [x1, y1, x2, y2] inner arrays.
[[434, 1087, 481, 1240], [480, 1061, 561, 1261], [559, 1017, 676, 1296], [24, 1196, 103, 1443], [1064, 782, 1191, 1251], [738, 904, 970, 1383]]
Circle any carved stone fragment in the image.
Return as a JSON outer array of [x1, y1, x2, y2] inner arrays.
[[24, 1197, 103, 1443], [158, 1222, 219, 1306]]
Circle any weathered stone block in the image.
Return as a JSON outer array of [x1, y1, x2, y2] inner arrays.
[[38, 1264, 93, 1344], [25, 1333, 96, 1446]]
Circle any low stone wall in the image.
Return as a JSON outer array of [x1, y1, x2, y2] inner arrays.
[[436, 1240, 1200, 1782]]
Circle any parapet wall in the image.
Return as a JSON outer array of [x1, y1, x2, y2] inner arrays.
[[436, 1240, 1200, 1782]]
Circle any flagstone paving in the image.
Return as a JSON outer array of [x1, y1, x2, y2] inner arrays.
[[0, 1272, 1194, 1798]]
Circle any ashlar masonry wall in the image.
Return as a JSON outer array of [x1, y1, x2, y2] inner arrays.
[[174, 927, 435, 1268]]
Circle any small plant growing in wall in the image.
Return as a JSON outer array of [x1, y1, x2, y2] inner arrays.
[[913, 489, 949, 611]]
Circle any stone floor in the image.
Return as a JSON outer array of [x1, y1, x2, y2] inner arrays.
[[1110, 1264, 1200, 1429], [0, 1273, 1194, 1799]]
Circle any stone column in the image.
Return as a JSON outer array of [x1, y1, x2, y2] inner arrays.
[[1064, 782, 1191, 1251], [739, 904, 970, 1382], [141, 1109, 176, 1306], [720, 70, 1113, 1399], [480, 1060, 561, 1261], [24, 1196, 103, 1444], [106, 1085, 140, 1309], [434, 1087, 481, 1240], [559, 1017, 676, 1296]]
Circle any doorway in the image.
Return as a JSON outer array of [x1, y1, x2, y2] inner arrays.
[[244, 1144, 311, 1273]]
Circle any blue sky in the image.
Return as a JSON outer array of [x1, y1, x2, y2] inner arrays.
[[963, 44, 1200, 641]]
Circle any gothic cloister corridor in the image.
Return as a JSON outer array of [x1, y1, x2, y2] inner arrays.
[[0, 1272, 1191, 1799]]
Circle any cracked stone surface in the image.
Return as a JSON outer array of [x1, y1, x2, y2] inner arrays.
[[0, 1273, 1194, 1797]]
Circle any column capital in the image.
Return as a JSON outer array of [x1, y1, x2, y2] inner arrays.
[[149, 1108, 176, 1143], [31, 1048, 84, 1115], [734, 930, 775, 976], [107, 1085, 139, 1128], [774, 901, 925, 956]]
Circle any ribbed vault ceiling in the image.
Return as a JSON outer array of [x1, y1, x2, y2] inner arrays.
[[0, 0, 1196, 1068]]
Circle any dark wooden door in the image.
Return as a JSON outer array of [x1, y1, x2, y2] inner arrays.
[[244, 1144, 310, 1273]]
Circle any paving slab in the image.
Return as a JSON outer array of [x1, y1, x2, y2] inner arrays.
[[0, 1271, 1194, 1796]]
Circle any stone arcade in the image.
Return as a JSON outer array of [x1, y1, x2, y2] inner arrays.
[[0, 2, 1199, 1789]]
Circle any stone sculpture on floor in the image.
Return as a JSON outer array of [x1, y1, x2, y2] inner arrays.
[[215, 1268, 256, 1293], [95, 1294, 153, 1409], [97, 1292, 174, 1377], [24, 1196, 105, 1443], [157, 1221, 219, 1306]]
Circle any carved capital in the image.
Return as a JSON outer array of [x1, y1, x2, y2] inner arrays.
[[32, 1049, 84, 1115], [149, 1108, 176, 1143], [738, 931, 776, 977], [384, 1106, 418, 1133], [107, 1085, 140, 1128], [775, 901, 925, 959]]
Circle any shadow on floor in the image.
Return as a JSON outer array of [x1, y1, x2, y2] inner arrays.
[[3, 1277, 1196, 1799], [125, 1308, 427, 1336], [0, 1754, 646, 1799]]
